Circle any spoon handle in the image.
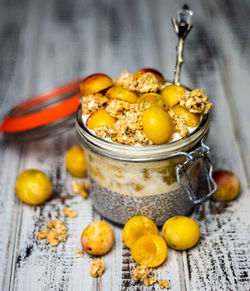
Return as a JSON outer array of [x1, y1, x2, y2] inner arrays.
[[172, 5, 193, 85]]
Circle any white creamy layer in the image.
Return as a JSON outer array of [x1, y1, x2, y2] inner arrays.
[[86, 150, 201, 196]]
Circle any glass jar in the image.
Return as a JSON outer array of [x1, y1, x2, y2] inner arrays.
[[75, 108, 216, 226]]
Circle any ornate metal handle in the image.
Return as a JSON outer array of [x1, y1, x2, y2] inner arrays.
[[172, 5, 193, 85], [176, 141, 217, 205]]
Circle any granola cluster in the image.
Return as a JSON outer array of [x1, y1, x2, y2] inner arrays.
[[132, 265, 157, 286], [81, 93, 109, 115], [63, 207, 77, 218], [132, 266, 171, 289], [71, 180, 90, 199], [95, 100, 152, 145], [37, 219, 68, 246], [90, 258, 106, 277], [168, 109, 189, 138], [158, 279, 171, 289], [76, 248, 84, 257], [179, 88, 212, 114], [115, 70, 164, 93]]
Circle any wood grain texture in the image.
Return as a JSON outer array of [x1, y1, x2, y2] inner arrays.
[[0, 0, 38, 289], [205, 0, 250, 184], [0, 0, 250, 290], [180, 1, 250, 290]]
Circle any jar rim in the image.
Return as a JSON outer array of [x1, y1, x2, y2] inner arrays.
[[75, 107, 209, 162]]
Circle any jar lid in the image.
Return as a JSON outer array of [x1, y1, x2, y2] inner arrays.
[[0, 79, 81, 142]]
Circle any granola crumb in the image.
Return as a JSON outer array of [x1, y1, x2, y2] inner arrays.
[[132, 266, 157, 287], [132, 266, 171, 288], [63, 207, 77, 218], [158, 279, 171, 289], [105, 99, 131, 118], [178, 88, 213, 114], [90, 258, 106, 277], [168, 109, 189, 138], [114, 70, 134, 88], [115, 70, 165, 93], [76, 248, 84, 257], [144, 276, 158, 287], [81, 93, 109, 115], [133, 72, 163, 93], [37, 228, 49, 240], [71, 180, 90, 199], [37, 219, 68, 246]]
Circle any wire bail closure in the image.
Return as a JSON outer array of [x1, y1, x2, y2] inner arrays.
[[176, 140, 217, 204]]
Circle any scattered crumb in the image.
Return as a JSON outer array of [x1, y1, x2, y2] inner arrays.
[[37, 228, 49, 240], [76, 248, 84, 257], [72, 180, 90, 199], [132, 266, 171, 289], [144, 276, 158, 287], [132, 265, 157, 287], [90, 258, 106, 277], [158, 279, 171, 289], [37, 219, 68, 246], [178, 88, 213, 114], [63, 207, 77, 218]]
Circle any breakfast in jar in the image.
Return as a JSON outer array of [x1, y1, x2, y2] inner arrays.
[[76, 68, 213, 225]]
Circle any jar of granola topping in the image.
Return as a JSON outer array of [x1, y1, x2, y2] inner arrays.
[[76, 108, 216, 226]]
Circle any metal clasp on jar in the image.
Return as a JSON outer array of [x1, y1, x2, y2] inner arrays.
[[176, 140, 217, 205]]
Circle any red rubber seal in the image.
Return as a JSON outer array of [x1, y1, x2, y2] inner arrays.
[[0, 79, 81, 134]]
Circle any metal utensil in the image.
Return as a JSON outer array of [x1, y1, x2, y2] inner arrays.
[[172, 4, 193, 84]]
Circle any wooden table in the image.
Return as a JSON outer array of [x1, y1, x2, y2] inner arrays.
[[0, 0, 249, 290]]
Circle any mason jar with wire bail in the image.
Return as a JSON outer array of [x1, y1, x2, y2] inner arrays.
[[76, 108, 217, 226]]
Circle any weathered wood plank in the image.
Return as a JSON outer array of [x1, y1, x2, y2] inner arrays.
[[0, 0, 250, 290], [7, 0, 101, 288], [205, 0, 250, 184], [0, 0, 42, 289], [0, 145, 23, 290], [12, 135, 97, 290], [178, 1, 250, 290]]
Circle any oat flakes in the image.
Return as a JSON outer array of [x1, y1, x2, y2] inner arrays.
[[63, 207, 77, 218], [168, 109, 189, 137], [158, 279, 171, 289], [95, 100, 152, 145], [37, 219, 68, 246], [178, 88, 213, 114], [132, 266, 157, 287], [115, 70, 164, 93], [71, 180, 90, 199], [76, 248, 84, 257], [81, 94, 109, 115], [90, 258, 106, 277]]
